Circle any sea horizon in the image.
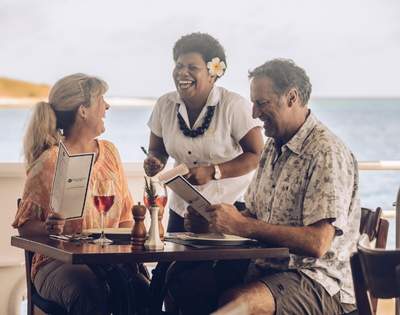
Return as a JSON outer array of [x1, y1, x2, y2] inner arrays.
[[1, 95, 400, 109]]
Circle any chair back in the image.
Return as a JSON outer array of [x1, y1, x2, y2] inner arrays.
[[351, 207, 390, 315], [358, 236, 400, 299], [359, 207, 388, 246]]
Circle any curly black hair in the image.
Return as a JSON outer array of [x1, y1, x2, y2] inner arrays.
[[173, 32, 227, 72]]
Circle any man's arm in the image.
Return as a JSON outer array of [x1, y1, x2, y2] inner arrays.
[[206, 204, 335, 258], [244, 217, 335, 258]]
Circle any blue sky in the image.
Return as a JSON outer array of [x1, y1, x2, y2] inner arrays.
[[1, 0, 399, 98]]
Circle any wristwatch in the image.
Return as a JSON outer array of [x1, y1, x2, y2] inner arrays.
[[213, 164, 222, 180]]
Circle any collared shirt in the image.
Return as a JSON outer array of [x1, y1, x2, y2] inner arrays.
[[244, 112, 360, 304], [148, 86, 260, 216]]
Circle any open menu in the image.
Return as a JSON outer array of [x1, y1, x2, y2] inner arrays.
[[165, 175, 212, 220], [159, 164, 212, 221], [50, 141, 95, 219]]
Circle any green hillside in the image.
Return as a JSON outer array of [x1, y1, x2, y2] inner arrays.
[[0, 77, 50, 98]]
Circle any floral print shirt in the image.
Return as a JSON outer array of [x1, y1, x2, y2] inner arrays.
[[12, 140, 133, 279], [244, 112, 361, 304]]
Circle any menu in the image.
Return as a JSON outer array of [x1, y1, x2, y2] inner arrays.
[[163, 175, 212, 221], [50, 141, 95, 219]]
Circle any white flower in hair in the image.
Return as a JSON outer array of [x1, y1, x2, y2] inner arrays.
[[207, 57, 226, 77]]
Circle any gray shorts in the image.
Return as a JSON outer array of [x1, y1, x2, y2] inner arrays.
[[259, 270, 356, 315]]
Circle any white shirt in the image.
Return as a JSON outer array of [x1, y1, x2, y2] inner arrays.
[[147, 86, 260, 217]]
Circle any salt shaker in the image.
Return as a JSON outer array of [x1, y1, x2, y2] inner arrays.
[[144, 206, 164, 250]]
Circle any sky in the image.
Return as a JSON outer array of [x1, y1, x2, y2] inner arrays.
[[1, 0, 400, 98]]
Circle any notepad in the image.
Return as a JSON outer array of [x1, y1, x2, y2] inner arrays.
[[157, 163, 189, 182]]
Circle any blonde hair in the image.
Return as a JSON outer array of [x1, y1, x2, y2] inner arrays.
[[23, 73, 108, 169]]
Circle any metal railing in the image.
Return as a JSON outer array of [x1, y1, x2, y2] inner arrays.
[[358, 161, 400, 219]]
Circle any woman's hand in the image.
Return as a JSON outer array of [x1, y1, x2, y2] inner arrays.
[[186, 166, 214, 185], [45, 212, 66, 235], [184, 206, 209, 233], [143, 156, 164, 177]]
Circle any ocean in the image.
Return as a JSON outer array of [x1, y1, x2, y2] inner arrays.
[[1, 98, 399, 246]]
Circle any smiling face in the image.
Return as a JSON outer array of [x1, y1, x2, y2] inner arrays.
[[251, 76, 291, 140], [83, 94, 110, 137], [173, 52, 215, 104]]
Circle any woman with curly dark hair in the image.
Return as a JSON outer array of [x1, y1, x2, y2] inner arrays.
[[144, 32, 263, 232]]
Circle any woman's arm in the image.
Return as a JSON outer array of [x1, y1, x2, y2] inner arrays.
[[18, 220, 47, 237], [218, 127, 263, 179], [17, 205, 66, 237], [187, 127, 263, 185], [119, 221, 133, 228], [144, 132, 170, 176], [148, 132, 169, 165]]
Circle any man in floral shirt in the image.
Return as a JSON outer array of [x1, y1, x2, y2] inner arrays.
[[168, 59, 360, 315]]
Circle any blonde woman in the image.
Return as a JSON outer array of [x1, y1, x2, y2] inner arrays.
[[12, 74, 136, 314]]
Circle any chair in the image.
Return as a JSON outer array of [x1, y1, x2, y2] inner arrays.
[[350, 207, 390, 315], [351, 235, 400, 315], [17, 199, 67, 315], [359, 207, 389, 248], [24, 250, 68, 315]]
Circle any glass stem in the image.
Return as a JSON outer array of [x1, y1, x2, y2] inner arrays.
[[100, 211, 105, 239]]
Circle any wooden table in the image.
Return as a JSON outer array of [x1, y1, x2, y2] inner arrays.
[[11, 235, 289, 315]]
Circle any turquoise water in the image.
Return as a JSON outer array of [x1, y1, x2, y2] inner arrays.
[[1, 98, 399, 247]]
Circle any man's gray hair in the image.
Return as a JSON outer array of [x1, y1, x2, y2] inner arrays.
[[249, 59, 312, 106]]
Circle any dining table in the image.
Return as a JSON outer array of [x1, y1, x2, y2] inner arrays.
[[11, 234, 289, 315]]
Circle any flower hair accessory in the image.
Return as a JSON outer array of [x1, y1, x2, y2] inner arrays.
[[207, 57, 226, 77]]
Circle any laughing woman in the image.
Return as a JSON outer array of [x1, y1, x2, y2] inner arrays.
[[12, 74, 142, 315], [144, 33, 263, 232]]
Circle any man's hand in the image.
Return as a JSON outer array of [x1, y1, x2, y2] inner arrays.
[[45, 212, 66, 235], [206, 203, 248, 236], [184, 206, 209, 233], [186, 166, 214, 185], [143, 155, 164, 177]]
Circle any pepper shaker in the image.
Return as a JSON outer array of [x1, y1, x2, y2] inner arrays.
[[131, 202, 147, 248]]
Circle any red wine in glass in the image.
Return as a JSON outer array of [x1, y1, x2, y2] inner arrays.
[[155, 195, 167, 208], [143, 195, 167, 208], [94, 195, 115, 213], [143, 175, 168, 210], [92, 179, 115, 245]]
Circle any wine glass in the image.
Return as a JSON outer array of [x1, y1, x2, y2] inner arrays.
[[143, 177, 168, 209], [92, 179, 115, 245]]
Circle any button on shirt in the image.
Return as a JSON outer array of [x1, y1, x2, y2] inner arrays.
[[244, 113, 361, 304], [148, 86, 261, 216]]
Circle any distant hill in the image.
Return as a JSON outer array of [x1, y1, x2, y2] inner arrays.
[[0, 77, 50, 98]]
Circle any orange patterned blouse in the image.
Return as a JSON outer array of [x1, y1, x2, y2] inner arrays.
[[12, 140, 134, 279]]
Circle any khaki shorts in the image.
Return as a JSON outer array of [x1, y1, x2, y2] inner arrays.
[[259, 270, 356, 315]]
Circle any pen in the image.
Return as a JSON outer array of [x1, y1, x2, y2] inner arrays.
[[140, 146, 149, 156]]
